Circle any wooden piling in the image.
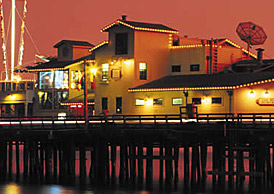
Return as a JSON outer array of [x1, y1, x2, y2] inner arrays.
[[159, 143, 164, 185], [201, 143, 207, 182], [146, 143, 153, 187], [111, 143, 117, 185], [174, 145, 179, 187], [15, 141, 20, 181], [138, 143, 144, 186], [8, 141, 13, 180], [129, 142, 136, 185], [119, 144, 125, 185], [80, 144, 87, 184], [184, 145, 190, 184]]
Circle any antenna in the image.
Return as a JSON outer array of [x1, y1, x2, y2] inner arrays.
[[236, 22, 267, 57]]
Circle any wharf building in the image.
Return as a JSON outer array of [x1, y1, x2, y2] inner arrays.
[[27, 16, 273, 117]]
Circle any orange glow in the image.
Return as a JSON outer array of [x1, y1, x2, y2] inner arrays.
[[248, 90, 255, 98]]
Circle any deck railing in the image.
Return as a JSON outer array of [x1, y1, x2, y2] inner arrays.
[[0, 113, 274, 129]]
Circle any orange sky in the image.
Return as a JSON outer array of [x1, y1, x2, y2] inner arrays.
[[2, 0, 274, 70]]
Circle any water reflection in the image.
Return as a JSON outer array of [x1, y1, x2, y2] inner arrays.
[[3, 184, 21, 194], [45, 185, 76, 194]]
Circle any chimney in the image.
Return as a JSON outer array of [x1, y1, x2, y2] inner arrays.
[[256, 48, 264, 64], [121, 15, 127, 21]]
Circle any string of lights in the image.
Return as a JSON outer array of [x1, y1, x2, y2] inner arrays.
[[0, 0, 8, 80], [17, 0, 27, 69]]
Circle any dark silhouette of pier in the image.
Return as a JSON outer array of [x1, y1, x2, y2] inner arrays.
[[0, 113, 274, 192]]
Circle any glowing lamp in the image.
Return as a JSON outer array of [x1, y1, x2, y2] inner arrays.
[[264, 90, 270, 97], [248, 90, 255, 98]]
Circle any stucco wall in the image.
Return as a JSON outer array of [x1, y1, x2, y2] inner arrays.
[[234, 82, 274, 113]]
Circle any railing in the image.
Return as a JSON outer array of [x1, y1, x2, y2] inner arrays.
[[0, 113, 274, 129]]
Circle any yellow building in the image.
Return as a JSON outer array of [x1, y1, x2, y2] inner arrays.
[[29, 17, 268, 117], [91, 16, 257, 115], [128, 71, 274, 115]]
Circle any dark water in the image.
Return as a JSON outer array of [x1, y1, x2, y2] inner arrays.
[[4, 146, 274, 194]]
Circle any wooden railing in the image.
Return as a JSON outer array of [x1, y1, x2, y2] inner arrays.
[[0, 113, 274, 129]]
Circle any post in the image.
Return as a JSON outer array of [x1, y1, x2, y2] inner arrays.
[[84, 60, 88, 130], [227, 90, 233, 114]]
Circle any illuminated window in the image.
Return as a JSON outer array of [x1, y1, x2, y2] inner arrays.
[[55, 91, 68, 109], [116, 97, 122, 114], [139, 63, 147, 80], [111, 69, 121, 79], [135, 99, 145, 106], [190, 64, 200, 71], [153, 98, 163, 105], [38, 91, 53, 109], [39, 71, 53, 89], [172, 98, 183, 105], [212, 97, 222, 104], [115, 33, 128, 55], [71, 70, 82, 89], [102, 64, 109, 81], [54, 70, 69, 89], [192, 98, 201, 105], [172, 65, 181, 72]]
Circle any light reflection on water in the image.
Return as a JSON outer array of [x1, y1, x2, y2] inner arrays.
[[1, 183, 153, 194]]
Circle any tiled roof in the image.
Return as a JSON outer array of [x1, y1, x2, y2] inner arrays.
[[54, 40, 94, 48], [27, 54, 95, 71], [130, 72, 274, 90]]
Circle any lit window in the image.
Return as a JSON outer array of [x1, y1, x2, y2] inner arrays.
[[102, 64, 109, 81], [212, 97, 222, 104], [111, 69, 121, 79], [190, 64, 200, 71], [71, 70, 82, 89], [139, 63, 147, 80], [171, 65, 181, 72], [172, 98, 183, 105], [153, 98, 163, 105], [135, 99, 145, 106], [39, 71, 53, 89], [54, 70, 69, 89], [192, 98, 201, 105]]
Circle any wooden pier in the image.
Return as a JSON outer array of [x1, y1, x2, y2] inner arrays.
[[0, 113, 274, 191]]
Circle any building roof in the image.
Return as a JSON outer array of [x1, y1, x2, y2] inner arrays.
[[101, 19, 178, 34], [27, 54, 95, 71], [129, 72, 274, 92], [232, 59, 274, 72], [54, 40, 94, 48]]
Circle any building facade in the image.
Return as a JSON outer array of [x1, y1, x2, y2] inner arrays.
[[29, 17, 271, 117]]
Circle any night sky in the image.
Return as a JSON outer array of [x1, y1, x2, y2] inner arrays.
[[1, 0, 274, 71]]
